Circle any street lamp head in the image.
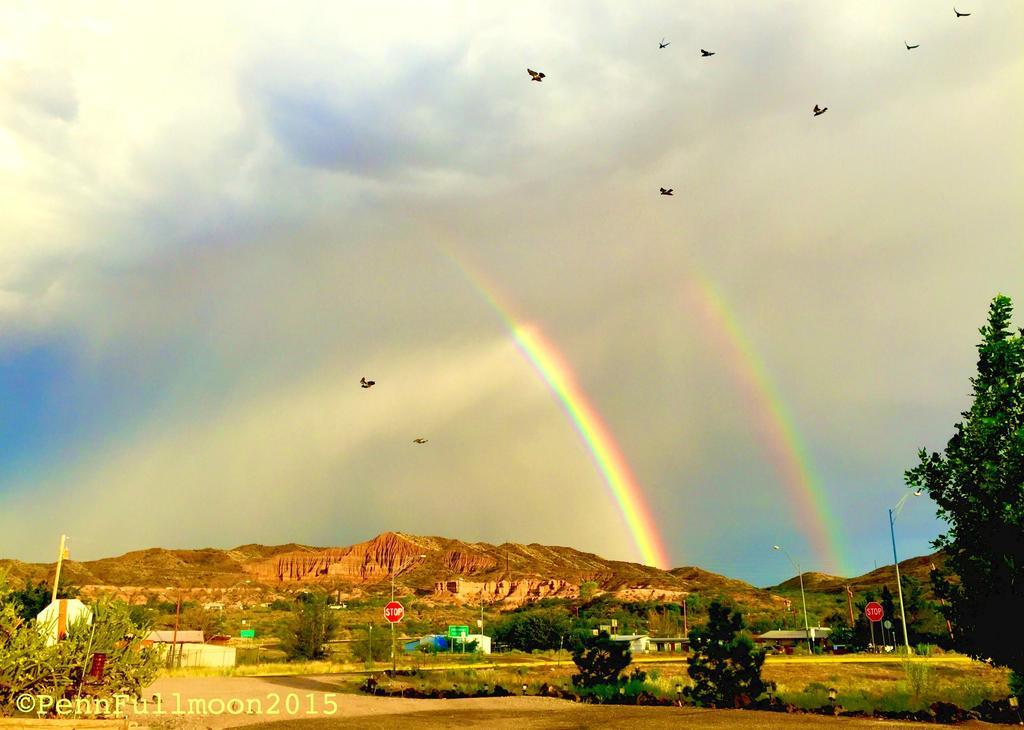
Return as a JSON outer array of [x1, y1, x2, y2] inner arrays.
[[913, 488, 923, 496], [772, 545, 781, 551]]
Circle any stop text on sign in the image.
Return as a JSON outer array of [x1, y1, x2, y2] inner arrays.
[[864, 601, 884, 622], [383, 601, 405, 624]]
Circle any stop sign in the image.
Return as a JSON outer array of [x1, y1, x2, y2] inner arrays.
[[865, 601, 884, 622], [383, 601, 405, 624]]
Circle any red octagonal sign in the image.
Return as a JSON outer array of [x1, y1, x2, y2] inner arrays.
[[384, 601, 405, 624], [864, 601, 884, 622]]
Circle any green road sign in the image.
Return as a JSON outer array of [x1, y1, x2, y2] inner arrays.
[[447, 625, 469, 638], [240, 629, 256, 639]]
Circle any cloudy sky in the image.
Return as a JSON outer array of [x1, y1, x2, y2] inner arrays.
[[1, 1, 1021, 585]]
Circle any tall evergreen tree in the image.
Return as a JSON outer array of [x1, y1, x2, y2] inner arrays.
[[905, 294, 1024, 678], [684, 601, 765, 708], [570, 631, 632, 688]]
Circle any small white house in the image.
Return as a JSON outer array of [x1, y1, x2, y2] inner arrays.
[[176, 643, 236, 668], [463, 633, 491, 654], [611, 634, 651, 653]]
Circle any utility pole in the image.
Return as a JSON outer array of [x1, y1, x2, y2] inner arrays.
[[682, 597, 688, 635], [845, 585, 855, 627], [390, 568, 396, 674], [51, 534, 68, 603], [170, 592, 182, 669], [773, 546, 812, 653], [889, 508, 912, 654]]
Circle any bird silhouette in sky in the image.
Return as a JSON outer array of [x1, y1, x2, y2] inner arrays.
[[413, 438, 428, 444], [954, 7, 971, 17], [659, 38, 670, 49], [813, 104, 828, 116], [360, 377, 375, 389], [700, 49, 715, 57], [527, 68, 546, 82], [905, 41, 920, 50], [660, 187, 673, 196]]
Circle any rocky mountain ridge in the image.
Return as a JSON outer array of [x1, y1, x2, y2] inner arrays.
[[0, 532, 943, 608]]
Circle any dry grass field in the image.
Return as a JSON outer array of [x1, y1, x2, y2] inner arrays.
[[158, 653, 1011, 716]]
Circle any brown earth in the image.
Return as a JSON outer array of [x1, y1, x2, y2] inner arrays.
[[126, 676, 936, 729], [0, 531, 944, 608]]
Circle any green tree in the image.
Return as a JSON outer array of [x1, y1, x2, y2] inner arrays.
[[350, 626, 391, 664], [570, 631, 632, 688], [177, 607, 225, 637], [684, 601, 765, 708], [491, 609, 571, 652], [578, 581, 598, 601], [8, 580, 79, 622], [279, 593, 337, 661], [905, 294, 1024, 682]]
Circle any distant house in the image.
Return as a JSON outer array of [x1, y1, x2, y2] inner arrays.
[[610, 634, 651, 654], [649, 637, 689, 652], [462, 634, 491, 654], [402, 634, 492, 654], [143, 630, 235, 667], [755, 627, 831, 650], [202, 602, 225, 611], [144, 630, 205, 645]]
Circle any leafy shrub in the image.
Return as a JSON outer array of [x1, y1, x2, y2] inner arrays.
[[1011, 670, 1024, 698], [571, 632, 632, 688], [0, 587, 161, 715], [684, 601, 765, 708], [278, 593, 337, 660], [902, 659, 936, 702]]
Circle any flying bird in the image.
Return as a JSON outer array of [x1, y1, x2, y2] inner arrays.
[[659, 187, 673, 196], [360, 377, 375, 389], [700, 49, 715, 57], [413, 438, 428, 444], [813, 104, 828, 116], [659, 38, 670, 49], [954, 7, 970, 17], [527, 68, 546, 82], [905, 41, 920, 49]]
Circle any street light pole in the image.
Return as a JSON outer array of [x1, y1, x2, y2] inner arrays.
[[889, 489, 922, 655], [773, 546, 812, 653]]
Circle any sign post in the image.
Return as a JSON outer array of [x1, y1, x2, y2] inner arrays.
[[384, 601, 404, 674], [865, 602, 884, 652], [447, 625, 469, 654]]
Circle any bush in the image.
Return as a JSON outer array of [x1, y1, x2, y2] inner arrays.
[[278, 593, 337, 661], [902, 659, 935, 702], [491, 608, 571, 652], [684, 601, 765, 708], [350, 628, 391, 664], [0, 586, 161, 715], [571, 632, 632, 688], [1010, 670, 1024, 698]]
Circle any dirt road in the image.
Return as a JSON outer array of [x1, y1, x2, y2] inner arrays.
[[134, 676, 944, 729]]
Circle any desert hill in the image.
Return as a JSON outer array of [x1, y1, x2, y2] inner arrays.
[[1, 532, 945, 610], [771, 551, 947, 596], [1, 532, 777, 608]]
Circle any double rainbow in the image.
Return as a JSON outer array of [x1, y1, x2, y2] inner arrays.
[[439, 244, 850, 576]]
